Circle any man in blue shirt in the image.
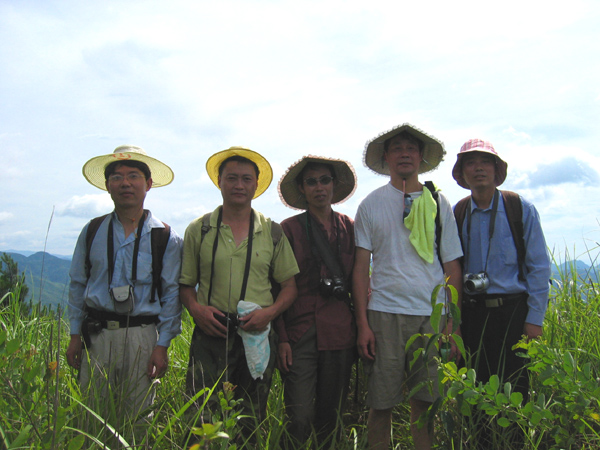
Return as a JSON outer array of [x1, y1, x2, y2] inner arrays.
[[66, 145, 182, 421], [452, 139, 551, 446]]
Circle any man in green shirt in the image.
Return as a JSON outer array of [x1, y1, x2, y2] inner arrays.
[[179, 147, 299, 436]]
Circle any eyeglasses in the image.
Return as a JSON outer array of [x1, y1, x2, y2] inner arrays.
[[304, 176, 334, 186], [403, 193, 413, 220], [108, 173, 145, 183]]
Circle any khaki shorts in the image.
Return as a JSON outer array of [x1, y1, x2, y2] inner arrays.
[[365, 311, 439, 410]]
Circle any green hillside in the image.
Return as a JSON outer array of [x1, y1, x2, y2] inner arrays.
[[5, 252, 70, 309]]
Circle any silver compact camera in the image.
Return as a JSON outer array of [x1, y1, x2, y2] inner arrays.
[[463, 272, 490, 294]]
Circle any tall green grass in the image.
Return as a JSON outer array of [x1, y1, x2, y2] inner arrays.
[[1, 247, 599, 449]]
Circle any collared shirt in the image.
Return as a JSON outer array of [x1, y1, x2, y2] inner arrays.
[[179, 206, 299, 313], [458, 192, 551, 325], [355, 182, 463, 315], [276, 211, 356, 351], [69, 211, 183, 347]]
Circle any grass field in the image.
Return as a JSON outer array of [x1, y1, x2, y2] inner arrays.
[[1, 254, 599, 449]]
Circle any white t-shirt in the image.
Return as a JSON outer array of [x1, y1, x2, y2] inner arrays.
[[354, 182, 463, 315]]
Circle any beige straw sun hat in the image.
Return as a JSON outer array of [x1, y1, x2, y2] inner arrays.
[[82, 145, 174, 191], [363, 123, 445, 176], [278, 155, 357, 210]]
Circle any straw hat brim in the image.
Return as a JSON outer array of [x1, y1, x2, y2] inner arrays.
[[278, 155, 357, 210], [363, 123, 445, 176], [206, 147, 273, 199], [82, 149, 174, 191], [452, 150, 508, 189]]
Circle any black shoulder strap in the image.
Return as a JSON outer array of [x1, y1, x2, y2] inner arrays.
[[501, 190, 526, 281], [196, 212, 213, 285], [85, 214, 110, 279], [424, 181, 444, 269], [150, 222, 171, 304]]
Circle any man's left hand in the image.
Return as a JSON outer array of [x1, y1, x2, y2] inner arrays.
[[239, 307, 273, 332], [147, 345, 169, 379], [524, 323, 542, 341]]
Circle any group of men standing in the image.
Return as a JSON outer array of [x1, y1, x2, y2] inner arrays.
[[66, 123, 551, 449]]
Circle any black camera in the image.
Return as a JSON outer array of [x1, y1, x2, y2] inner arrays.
[[464, 272, 490, 294], [215, 312, 239, 334], [320, 276, 349, 301]]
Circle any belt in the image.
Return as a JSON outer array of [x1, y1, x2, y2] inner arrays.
[[86, 307, 158, 329], [464, 292, 527, 308]]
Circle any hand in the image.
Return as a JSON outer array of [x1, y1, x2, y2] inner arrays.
[[66, 335, 83, 370], [357, 325, 376, 361], [147, 345, 169, 379], [239, 307, 273, 332], [190, 303, 228, 338], [278, 342, 293, 373], [524, 323, 543, 341]]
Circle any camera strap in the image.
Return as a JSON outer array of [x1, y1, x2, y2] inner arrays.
[[304, 211, 345, 281], [206, 207, 255, 306], [465, 189, 499, 274], [107, 211, 147, 287]]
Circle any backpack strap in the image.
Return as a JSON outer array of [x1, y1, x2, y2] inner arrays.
[[150, 222, 171, 304], [453, 196, 471, 244], [85, 214, 110, 279], [424, 181, 444, 269], [500, 190, 526, 281]]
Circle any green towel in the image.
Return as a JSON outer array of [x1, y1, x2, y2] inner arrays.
[[404, 185, 437, 264]]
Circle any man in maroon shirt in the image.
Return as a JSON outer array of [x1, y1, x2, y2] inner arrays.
[[276, 156, 358, 445]]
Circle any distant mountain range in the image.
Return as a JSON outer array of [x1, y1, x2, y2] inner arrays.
[[1, 250, 598, 308], [2, 251, 71, 309]]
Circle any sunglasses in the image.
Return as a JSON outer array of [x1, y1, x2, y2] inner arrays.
[[304, 175, 334, 186], [403, 193, 413, 220]]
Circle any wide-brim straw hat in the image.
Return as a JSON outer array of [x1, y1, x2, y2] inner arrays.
[[452, 139, 508, 189], [82, 145, 174, 191], [278, 155, 357, 210], [206, 146, 273, 199], [364, 123, 445, 176]]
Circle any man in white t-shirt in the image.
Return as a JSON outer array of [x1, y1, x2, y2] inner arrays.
[[353, 124, 463, 450]]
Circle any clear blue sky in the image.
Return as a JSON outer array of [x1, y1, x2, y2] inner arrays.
[[1, 0, 599, 264]]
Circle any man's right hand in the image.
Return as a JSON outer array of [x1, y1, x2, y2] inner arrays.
[[357, 325, 376, 361], [278, 342, 293, 373], [66, 335, 83, 369], [190, 303, 229, 338]]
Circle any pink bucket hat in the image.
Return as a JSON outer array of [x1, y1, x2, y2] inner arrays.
[[452, 139, 508, 189]]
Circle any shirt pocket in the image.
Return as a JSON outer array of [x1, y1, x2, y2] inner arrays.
[[495, 234, 518, 266], [136, 251, 153, 285]]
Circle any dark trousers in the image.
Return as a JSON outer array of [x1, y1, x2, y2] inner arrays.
[[186, 326, 276, 431], [462, 294, 529, 448], [281, 324, 355, 446]]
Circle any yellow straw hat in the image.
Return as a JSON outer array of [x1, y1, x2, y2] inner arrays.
[[82, 145, 174, 191], [206, 146, 273, 199]]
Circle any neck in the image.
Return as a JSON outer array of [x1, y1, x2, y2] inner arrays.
[[471, 187, 496, 209], [390, 174, 422, 193], [307, 205, 333, 226], [221, 204, 252, 225], [114, 206, 145, 236]]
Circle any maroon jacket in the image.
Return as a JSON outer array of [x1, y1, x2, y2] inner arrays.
[[275, 211, 356, 351]]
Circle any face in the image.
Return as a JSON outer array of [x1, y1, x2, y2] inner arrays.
[[299, 166, 335, 211], [384, 135, 422, 180], [218, 160, 258, 207], [461, 152, 497, 190], [105, 165, 152, 210]]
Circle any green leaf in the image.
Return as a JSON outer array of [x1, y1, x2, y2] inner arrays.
[[497, 417, 511, 428], [68, 435, 86, 450]]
